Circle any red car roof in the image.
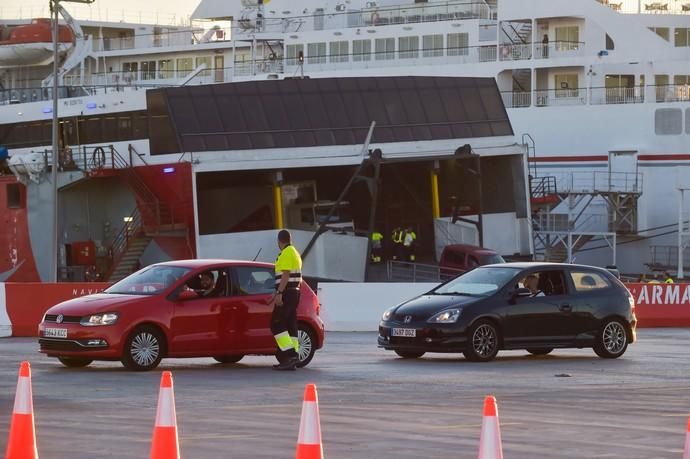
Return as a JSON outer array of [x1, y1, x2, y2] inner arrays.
[[155, 259, 274, 270]]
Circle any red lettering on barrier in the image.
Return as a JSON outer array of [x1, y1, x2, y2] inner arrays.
[[5, 282, 111, 336]]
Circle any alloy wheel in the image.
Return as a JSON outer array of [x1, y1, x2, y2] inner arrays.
[[130, 332, 160, 367], [297, 329, 313, 362], [602, 321, 626, 354], [472, 324, 497, 358]]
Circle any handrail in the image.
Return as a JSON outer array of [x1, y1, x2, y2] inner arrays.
[[106, 207, 143, 280]]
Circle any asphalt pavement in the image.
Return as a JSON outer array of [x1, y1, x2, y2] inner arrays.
[[1, 330, 690, 458]]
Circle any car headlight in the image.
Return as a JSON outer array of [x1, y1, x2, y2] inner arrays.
[[428, 309, 462, 323], [382, 309, 394, 321], [80, 313, 119, 326]]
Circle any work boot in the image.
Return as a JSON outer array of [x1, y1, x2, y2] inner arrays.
[[273, 357, 298, 371]]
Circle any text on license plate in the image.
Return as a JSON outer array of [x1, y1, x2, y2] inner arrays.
[[391, 328, 416, 338], [44, 328, 67, 338]]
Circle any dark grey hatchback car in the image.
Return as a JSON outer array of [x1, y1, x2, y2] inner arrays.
[[378, 263, 637, 362]]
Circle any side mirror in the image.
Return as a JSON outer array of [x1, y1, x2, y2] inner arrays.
[[176, 290, 198, 301], [512, 288, 532, 298]]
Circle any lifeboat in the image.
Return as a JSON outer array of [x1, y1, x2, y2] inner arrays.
[[0, 19, 74, 66]]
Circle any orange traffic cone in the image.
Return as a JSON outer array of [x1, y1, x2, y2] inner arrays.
[[295, 384, 323, 459], [150, 371, 180, 459], [683, 418, 690, 459], [477, 395, 503, 459], [5, 361, 38, 459]]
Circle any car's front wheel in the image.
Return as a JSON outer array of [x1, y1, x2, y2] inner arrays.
[[526, 348, 553, 356], [57, 357, 93, 368], [394, 350, 425, 359], [121, 326, 165, 371], [594, 319, 628, 359], [463, 319, 500, 362], [296, 325, 317, 368], [213, 355, 244, 364]]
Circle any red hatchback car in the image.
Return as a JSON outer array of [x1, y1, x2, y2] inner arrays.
[[38, 260, 325, 371]]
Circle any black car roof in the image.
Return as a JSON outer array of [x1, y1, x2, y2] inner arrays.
[[482, 262, 610, 272]]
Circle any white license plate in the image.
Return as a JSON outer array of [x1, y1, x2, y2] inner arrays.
[[44, 328, 68, 338], [391, 328, 416, 338]]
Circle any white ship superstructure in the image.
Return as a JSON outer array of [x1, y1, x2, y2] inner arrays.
[[0, 0, 689, 280]]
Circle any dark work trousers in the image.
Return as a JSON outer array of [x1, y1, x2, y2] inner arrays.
[[270, 288, 300, 362]]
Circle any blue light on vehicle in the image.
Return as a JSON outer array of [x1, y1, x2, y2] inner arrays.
[[163, 167, 175, 174], [42, 107, 52, 113], [86, 102, 97, 109]]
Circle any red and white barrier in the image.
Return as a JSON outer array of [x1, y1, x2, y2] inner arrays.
[[0, 283, 10, 337], [0, 282, 110, 337]]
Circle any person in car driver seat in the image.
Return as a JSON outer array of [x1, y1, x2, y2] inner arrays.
[[193, 272, 217, 297], [524, 274, 545, 297]]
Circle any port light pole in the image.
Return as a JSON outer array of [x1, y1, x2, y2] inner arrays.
[[50, 0, 94, 282]]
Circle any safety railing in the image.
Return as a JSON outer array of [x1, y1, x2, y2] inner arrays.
[[533, 213, 610, 233], [386, 260, 466, 282], [106, 207, 143, 280], [535, 89, 587, 107], [534, 41, 585, 59], [498, 43, 532, 61], [651, 84, 690, 103], [501, 91, 532, 108], [553, 171, 643, 194], [530, 176, 558, 199], [589, 86, 645, 105]]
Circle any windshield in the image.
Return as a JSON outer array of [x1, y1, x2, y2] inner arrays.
[[480, 254, 505, 265], [105, 265, 191, 295], [433, 267, 519, 297]]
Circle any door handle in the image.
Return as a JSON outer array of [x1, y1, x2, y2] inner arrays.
[[559, 304, 572, 313]]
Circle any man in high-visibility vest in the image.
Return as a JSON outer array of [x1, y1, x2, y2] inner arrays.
[[370, 231, 383, 263], [403, 227, 417, 262], [391, 227, 404, 260], [270, 229, 303, 371], [664, 271, 674, 284]]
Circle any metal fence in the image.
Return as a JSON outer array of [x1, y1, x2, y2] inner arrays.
[[386, 260, 465, 282]]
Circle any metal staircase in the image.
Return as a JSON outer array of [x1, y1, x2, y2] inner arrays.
[[531, 171, 642, 264]]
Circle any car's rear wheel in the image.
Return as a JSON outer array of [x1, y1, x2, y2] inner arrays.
[[57, 357, 93, 368], [213, 355, 244, 364], [463, 320, 500, 362], [394, 350, 425, 359], [122, 326, 165, 371], [296, 325, 317, 368], [526, 348, 553, 356], [594, 319, 628, 359]]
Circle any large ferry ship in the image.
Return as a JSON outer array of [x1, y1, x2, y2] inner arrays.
[[0, 0, 689, 282]]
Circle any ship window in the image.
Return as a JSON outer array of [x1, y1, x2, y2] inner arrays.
[[285, 44, 304, 65], [118, 115, 133, 140], [554, 74, 579, 96], [398, 36, 419, 59], [195, 56, 212, 76], [176, 57, 194, 78], [447, 32, 469, 56], [554, 26, 579, 51], [605, 34, 614, 50], [5, 183, 22, 209], [122, 62, 138, 82], [655, 108, 682, 135], [675, 28, 690, 47], [674, 75, 690, 85], [687, 109, 690, 134], [329, 41, 349, 63], [141, 61, 156, 80], [353, 39, 371, 61], [132, 112, 149, 139], [423, 34, 443, 57], [307, 42, 327, 64], [649, 27, 670, 41], [158, 59, 174, 79], [6, 184, 21, 209], [374, 38, 395, 60]]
